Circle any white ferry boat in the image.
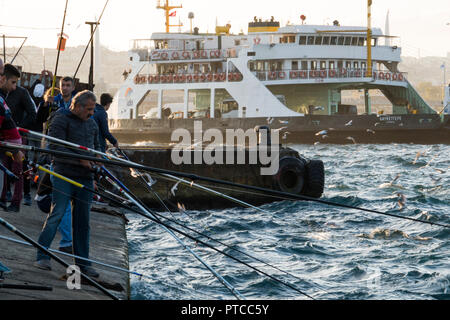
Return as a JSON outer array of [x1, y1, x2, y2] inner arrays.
[[109, 1, 450, 145]]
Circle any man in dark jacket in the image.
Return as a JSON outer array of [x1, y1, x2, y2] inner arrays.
[[93, 93, 118, 152], [35, 90, 100, 278]]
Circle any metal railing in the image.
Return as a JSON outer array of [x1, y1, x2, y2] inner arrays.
[[133, 72, 243, 85]]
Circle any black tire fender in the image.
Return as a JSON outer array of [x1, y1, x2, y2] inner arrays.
[[273, 157, 306, 194], [303, 160, 325, 199]]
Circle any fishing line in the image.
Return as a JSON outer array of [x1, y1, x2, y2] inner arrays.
[[31, 162, 313, 299], [6, 136, 450, 230], [0, 216, 119, 300]]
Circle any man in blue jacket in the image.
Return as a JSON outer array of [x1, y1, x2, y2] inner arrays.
[[93, 93, 118, 152]]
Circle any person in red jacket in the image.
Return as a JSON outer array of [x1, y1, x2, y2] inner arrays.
[[0, 63, 24, 212]]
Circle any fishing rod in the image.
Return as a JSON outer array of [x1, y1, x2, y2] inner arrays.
[[103, 175, 316, 300], [51, 0, 69, 96], [32, 162, 245, 300], [73, 0, 109, 80], [0, 216, 119, 300], [0, 235, 147, 280], [17, 129, 268, 213], [0, 162, 18, 181], [8, 134, 450, 230], [30, 161, 315, 299], [101, 164, 330, 296]]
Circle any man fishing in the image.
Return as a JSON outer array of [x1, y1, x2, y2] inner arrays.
[[35, 90, 101, 278]]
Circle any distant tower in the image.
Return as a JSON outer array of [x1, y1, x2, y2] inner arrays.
[[94, 22, 103, 84], [385, 10, 391, 46]]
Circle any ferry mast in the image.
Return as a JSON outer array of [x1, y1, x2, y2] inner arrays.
[[156, 0, 183, 33]]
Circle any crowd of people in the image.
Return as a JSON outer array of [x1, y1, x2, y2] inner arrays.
[[0, 58, 119, 278]]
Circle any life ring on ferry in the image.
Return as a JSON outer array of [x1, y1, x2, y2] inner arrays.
[[154, 75, 160, 83], [290, 71, 298, 79], [182, 51, 191, 59], [278, 71, 286, 79], [219, 73, 226, 81], [313, 71, 320, 78], [378, 72, 385, 80], [214, 50, 221, 58], [193, 51, 201, 59], [167, 75, 173, 82], [134, 76, 140, 84], [233, 73, 241, 81], [207, 73, 213, 81], [319, 70, 327, 78], [253, 37, 261, 45], [385, 73, 392, 81], [161, 52, 169, 60], [160, 75, 167, 83], [171, 51, 180, 60], [392, 73, 398, 81], [193, 74, 200, 82], [200, 74, 206, 82], [201, 51, 208, 59], [180, 75, 187, 82], [228, 73, 234, 81], [329, 70, 337, 78], [187, 74, 193, 82], [340, 68, 347, 76], [299, 71, 307, 79], [173, 75, 179, 82], [148, 75, 154, 83], [398, 73, 404, 81], [213, 73, 220, 81], [268, 71, 277, 80]]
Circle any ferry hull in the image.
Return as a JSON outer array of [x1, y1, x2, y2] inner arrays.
[[110, 115, 450, 145]]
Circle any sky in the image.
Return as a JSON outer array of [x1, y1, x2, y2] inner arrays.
[[0, 0, 449, 57]]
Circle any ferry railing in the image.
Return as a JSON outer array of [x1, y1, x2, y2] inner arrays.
[[253, 69, 407, 82], [148, 48, 238, 61], [133, 71, 243, 85]]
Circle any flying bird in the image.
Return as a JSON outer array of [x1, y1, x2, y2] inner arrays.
[[345, 120, 353, 127], [171, 181, 181, 197], [279, 120, 289, 125], [316, 130, 328, 136], [282, 132, 291, 140], [267, 117, 275, 125], [367, 129, 376, 134], [397, 193, 406, 210], [346, 136, 356, 144], [274, 126, 288, 133]]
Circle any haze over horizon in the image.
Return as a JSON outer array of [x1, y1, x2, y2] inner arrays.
[[0, 0, 449, 58]]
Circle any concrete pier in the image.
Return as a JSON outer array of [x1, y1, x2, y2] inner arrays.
[[0, 199, 130, 300]]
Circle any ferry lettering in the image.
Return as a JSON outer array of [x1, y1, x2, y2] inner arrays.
[[181, 304, 215, 318]]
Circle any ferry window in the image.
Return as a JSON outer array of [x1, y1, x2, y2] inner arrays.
[[329, 61, 335, 69], [346, 61, 352, 69], [315, 37, 323, 45], [235, 39, 241, 46], [299, 36, 307, 45], [320, 61, 327, 70], [373, 38, 377, 46], [292, 61, 298, 70], [288, 36, 296, 43], [361, 62, 367, 69], [330, 37, 337, 45], [311, 61, 317, 70], [344, 37, 352, 46], [338, 37, 344, 45], [353, 61, 359, 69], [277, 61, 283, 70], [307, 36, 315, 45], [352, 37, 358, 46], [301, 61, 308, 70], [257, 61, 264, 71], [358, 37, 365, 46], [249, 62, 255, 71], [337, 61, 343, 69], [322, 36, 330, 45]]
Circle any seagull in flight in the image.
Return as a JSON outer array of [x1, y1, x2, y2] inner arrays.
[[171, 181, 181, 197], [316, 130, 328, 136], [345, 120, 353, 127], [346, 136, 356, 144]]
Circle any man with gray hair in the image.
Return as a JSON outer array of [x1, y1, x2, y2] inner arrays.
[[35, 90, 101, 278]]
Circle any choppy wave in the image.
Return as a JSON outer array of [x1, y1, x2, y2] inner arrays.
[[126, 144, 450, 300]]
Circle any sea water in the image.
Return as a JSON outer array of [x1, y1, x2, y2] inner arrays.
[[126, 144, 450, 300]]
